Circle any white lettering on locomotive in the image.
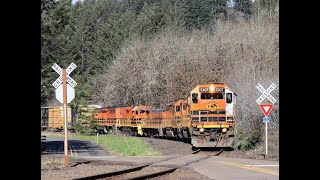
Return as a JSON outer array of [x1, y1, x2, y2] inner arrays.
[[200, 87, 209, 92], [215, 87, 224, 92]]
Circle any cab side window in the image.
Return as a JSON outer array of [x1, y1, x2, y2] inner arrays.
[[183, 103, 187, 110], [226, 93, 232, 103], [192, 93, 198, 104], [176, 105, 181, 112]]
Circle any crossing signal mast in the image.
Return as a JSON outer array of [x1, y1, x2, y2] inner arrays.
[[52, 62, 77, 167], [255, 83, 277, 159]]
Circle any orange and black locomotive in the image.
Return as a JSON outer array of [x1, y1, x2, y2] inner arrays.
[[93, 83, 237, 148]]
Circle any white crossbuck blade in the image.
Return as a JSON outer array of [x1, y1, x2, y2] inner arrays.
[[256, 83, 277, 104], [51, 63, 77, 88]]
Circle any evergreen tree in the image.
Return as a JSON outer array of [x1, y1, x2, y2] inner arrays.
[[134, 2, 167, 37], [41, 0, 73, 105], [234, 0, 253, 17], [183, 0, 212, 30], [209, 0, 229, 19]]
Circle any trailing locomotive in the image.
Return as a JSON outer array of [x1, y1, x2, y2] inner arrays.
[[93, 83, 237, 149]]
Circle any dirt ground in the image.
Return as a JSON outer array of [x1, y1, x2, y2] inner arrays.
[[41, 157, 136, 180], [41, 133, 278, 179], [139, 136, 278, 161]]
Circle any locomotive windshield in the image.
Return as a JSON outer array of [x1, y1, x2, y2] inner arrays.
[[201, 93, 223, 99]]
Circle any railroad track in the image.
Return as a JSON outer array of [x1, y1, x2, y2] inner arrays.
[[191, 149, 201, 154], [74, 148, 224, 180]]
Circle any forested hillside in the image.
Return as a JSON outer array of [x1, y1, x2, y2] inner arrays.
[[41, 0, 278, 106], [42, 0, 279, 157]]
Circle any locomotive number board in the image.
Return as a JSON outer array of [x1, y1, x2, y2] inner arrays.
[[199, 87, 209, 92], [199, 87, 224, 92]]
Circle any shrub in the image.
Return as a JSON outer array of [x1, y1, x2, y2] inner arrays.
[[237, 131, 262, 151], [75, 119, 95, 135]]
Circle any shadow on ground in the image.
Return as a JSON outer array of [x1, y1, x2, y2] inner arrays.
[[42, 139, 109, 156]]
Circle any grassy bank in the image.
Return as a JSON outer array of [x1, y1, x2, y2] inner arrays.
[[42, 132, 161, 156]]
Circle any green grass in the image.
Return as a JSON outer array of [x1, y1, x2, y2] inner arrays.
[[43, 132, 161, 156]]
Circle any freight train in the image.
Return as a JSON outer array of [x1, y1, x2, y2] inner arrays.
[[93, 83, 237, 149], [41, 106, 73, 131]]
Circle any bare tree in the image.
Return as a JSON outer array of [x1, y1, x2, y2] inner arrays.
[[92, 13, 279, 156]]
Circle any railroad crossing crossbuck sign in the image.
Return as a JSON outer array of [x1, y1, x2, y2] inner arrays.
[[52, 63, 77, 88], [255, 83, 277, 105], [52, 63, 77, 103]]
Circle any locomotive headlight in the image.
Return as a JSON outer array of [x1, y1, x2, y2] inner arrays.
[[200, 128, 204, 133], [222, 128, 227, 133], [210, 85, 214, 92]]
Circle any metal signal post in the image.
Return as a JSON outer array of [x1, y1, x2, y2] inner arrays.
[[265, 118, 268, 159], [264, 98, 268, 159]]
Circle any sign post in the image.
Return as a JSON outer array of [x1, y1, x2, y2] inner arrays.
[[62, 69, 69, 166], [265, 119, 268, 158], [52, 63, 77, 167], [256, 83, 276, 159], [97, 132, 99, 145]]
